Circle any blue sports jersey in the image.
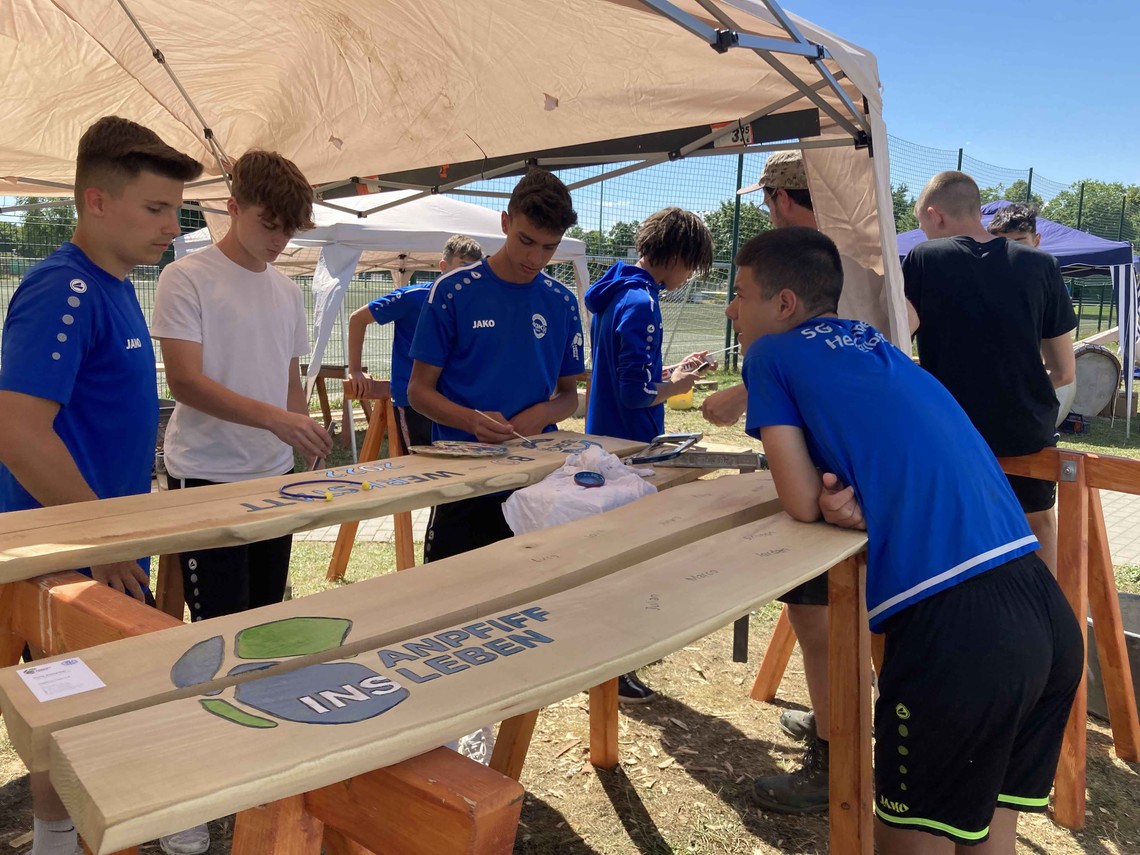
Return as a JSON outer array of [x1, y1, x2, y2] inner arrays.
[[743, 317, 1036, 630], [0, 243, 158, 575], [367, 283, 431, 407], [411, 258, 585, 442], [584, 262, 665, 442]]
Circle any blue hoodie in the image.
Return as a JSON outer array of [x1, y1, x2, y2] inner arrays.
[[585, 262, 666, 442]]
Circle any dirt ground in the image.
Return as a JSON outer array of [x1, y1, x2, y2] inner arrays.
[[2, 610, 1137, 855]]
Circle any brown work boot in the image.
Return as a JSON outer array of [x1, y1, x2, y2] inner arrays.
[[750, 736, 829, 814]]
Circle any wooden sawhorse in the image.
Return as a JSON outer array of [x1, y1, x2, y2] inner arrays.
[[0, 573, 523, 855], [327, 386, 416, 580], [752, 447, 1140, 833], [302, 364, 374, 448], [488, 554, 876, 855]]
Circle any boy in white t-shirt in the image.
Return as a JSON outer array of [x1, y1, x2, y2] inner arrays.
[[152, 150, 332, 623]]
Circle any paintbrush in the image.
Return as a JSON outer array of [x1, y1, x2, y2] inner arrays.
[[475, 409, 537, 448]]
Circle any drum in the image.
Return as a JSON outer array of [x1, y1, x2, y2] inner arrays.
[[1054, 381, 1076, 427], [1072, 343, 1121, 417]]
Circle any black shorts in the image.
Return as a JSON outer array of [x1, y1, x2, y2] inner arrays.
[[395, 405, 434, 450], [873, 553, 1082, 846], [1005, 474, 1057, 514], [167, 472, 293, 621], [423, 492, 515, 563], [778, 572, 828, 606]]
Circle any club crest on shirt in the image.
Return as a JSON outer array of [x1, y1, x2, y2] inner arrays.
[[532, 313, 548, 340]]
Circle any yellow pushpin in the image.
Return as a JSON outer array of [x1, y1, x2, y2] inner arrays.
[[324, 491, 334, 502], [362, 481, 373, 491]]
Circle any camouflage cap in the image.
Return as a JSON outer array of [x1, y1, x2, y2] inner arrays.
[[737, 149, 808, 195]]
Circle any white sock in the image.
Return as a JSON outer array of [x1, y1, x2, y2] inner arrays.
[[32, 817, 79, 855]]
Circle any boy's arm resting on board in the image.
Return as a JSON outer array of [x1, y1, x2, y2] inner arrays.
[[346, 306, 377, 398], [159, 337, 332, 459], [1040, 333, 1076, 389], [758, 424, 822, 523], [407, 360, 514, 443], [510, 375, 579, 437], [0, 390, 150, 599], [700, 383, 748, 426]]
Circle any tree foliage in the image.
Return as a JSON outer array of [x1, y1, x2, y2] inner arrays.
[[16, 197, 76, 259], [701, 200, 770, 260], [978, 180, 1044, 209], [1042, 180, 1140, 244]]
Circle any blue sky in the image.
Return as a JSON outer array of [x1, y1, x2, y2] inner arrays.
[[796, 0, 1139, 185]]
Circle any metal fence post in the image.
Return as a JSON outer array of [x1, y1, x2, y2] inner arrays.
[[724, 154, 744, 365], [956, 148, 963, 171], [1119, 194, 1127, 241], [1026, 168, 1034, 202], [1076, 182, 1085, 231]]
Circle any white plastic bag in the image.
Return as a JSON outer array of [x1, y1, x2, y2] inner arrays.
[[502, 445, 657, 536]]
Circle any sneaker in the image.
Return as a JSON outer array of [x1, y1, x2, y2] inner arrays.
[[617, 671, 657, 704], [159, 824, 210, 855], [778, 708, 817, 742], [750, 736, 829, 815]]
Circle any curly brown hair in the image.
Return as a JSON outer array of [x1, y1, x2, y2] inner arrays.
[[635, 208, 714, 277], [75, 116, 202, 212], [230, 150, 315, 234]]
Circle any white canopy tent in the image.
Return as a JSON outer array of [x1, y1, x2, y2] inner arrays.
[[3, 0, 908, 343], [172, 190, 591, 401]]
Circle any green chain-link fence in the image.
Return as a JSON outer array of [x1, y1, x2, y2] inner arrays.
[[3, 135, 1138, 376]]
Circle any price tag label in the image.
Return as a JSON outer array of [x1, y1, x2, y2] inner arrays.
[[711, 122, 754, 148]]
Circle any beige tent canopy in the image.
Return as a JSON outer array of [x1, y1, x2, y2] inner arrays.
[[1, 0, 906, 341]]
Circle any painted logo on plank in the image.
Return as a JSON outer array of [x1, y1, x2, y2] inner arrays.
[[172, 609, 555, 729]]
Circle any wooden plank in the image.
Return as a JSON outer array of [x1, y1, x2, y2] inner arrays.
[[828, 556, 873, 855], [1, 474, 782, 771], [1087, 488, 1140, 761], [10, 572, 181, 655], [588, 679, 619, 769], [306, 748, 523, 855], [1001, 446, 1140, 496], [0, 432, 644, 584], [750, 605, 796, 702], [0, 583, 27, 669], [50, 514, 867, 853], [154, 553, 185, 620], [489, 711, 540, 782], [1053, 452, 1089, 830]]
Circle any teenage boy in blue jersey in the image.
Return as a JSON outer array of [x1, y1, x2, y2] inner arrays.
[[585, 207, 714, 444], [583, 206, 713, 702], [729, 227, 1081, 853], [346, 235, 483, 448], [408, 169, 584, 562], [0, 116, 204, 855]]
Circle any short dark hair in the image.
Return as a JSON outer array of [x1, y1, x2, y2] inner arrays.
[[75, 116, 203, 213], [735, 227, 842, 315], [231, 150, 315, 234], [442, 234, 483, 264], [766, 186, 814, 212], [507, 169, 577, 233], [988, 203, 1038, 236], [635, 208, 714, 277]]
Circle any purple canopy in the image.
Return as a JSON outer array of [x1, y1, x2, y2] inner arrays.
[[897, 200, 1133, 274]]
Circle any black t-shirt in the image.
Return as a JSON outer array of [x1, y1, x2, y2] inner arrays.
[[903, 236, 1077, 457]]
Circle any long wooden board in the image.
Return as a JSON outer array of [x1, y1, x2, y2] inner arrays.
[[0, 474, 782, 770], [0, 432, 644, 584], [50, 513, 867, 853]]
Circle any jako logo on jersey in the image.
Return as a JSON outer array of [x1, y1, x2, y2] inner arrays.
[[125, 338, 143, 350], [571, 331, 583, 360], [472, 319, 496, 329], [532, 313, 548, 339], [69, 279, 88, 294]]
